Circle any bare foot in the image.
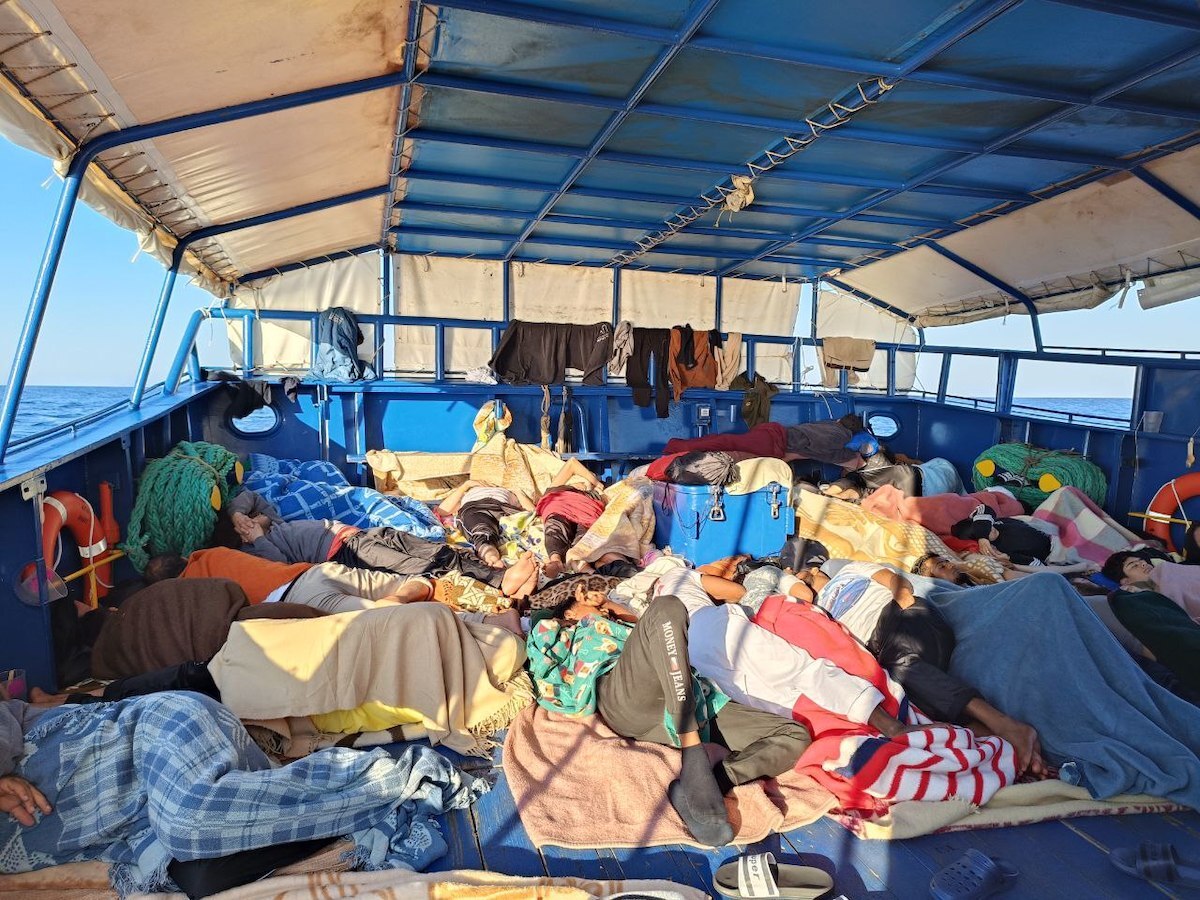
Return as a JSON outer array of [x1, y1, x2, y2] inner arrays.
[[501, 552, 537, 597], [543, 557, 565, 580], [29, 687, 72, 707], [480, 545, 504, 569]]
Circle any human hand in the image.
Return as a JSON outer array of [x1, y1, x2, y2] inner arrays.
[[0, 775, 51, 826]]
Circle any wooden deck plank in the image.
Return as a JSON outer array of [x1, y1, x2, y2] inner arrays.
[[428, 806, 484, 873], [471, 766, 548, 877], [780, 818, 904, 899], [540, 845, 624, 881], [902, 817, 1171, 900], [599, 842, 717, 891]]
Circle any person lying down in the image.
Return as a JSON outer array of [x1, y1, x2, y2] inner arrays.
[[527, 567, 1020, 844], [0, 687, 485, 898]]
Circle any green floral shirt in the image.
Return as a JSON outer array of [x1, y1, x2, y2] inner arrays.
[[527, 613, 727, 746]]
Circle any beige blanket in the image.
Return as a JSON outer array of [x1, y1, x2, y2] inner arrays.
[[566, 476, 656, 566], [796, 491, 1005, 583], [0, 840, 352, 899], [174, 870, 708, 900], [835, 779, 1184, 840], [368, 437, 570, 501], [210, 604, 530, 757]]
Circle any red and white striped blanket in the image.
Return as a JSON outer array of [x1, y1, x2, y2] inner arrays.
[[752, 595, 1018, 814]]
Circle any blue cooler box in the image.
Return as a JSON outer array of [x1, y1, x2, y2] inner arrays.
[[652, 481, 794, 565]]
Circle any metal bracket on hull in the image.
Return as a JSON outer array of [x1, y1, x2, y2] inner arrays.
[[19, 474, 46, 502]]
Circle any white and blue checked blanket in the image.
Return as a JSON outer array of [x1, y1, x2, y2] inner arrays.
[[0, 693, 486, 896], [244, 455, 443, 540]]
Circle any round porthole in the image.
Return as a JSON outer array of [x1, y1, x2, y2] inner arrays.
[[867, 412, 900, 440], [228, 403, 280, 437]]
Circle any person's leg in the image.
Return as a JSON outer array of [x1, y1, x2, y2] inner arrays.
[[1110, 590, 1200, 695], [542, 515, 578, 578], [168, 839, 334, 900], [101, 661, 220, 702], [336, 527, 452, 576], [457, 503, 505, 566], [706, 701, 811, 795], [596, 596, 731, 846], [286, 564, 432, 614]]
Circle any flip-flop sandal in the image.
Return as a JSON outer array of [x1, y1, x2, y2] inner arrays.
[[1111, 842, 1200, 889], [714, 852, 833, 899], [930, 849, 1018, 899]]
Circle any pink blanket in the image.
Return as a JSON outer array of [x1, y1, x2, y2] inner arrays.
[[863, 486, 1024, 536], [1032, 486, 1138, 565]]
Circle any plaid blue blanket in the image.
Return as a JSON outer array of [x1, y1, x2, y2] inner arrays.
[[247, 454, 349, 486], [243, 465, 443, 541], [1, 693, 486, 896]]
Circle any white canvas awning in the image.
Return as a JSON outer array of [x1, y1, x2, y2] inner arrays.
[[837, 145, 1200, 326]]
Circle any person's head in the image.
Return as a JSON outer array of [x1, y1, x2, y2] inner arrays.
[[1103, 550, 1155, 586], [912, 553, 979, 586], [209, 511, 243, 549], [145, 553, 187, 583]]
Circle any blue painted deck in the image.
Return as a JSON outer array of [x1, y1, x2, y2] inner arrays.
[[426, 740, 1200, 898]]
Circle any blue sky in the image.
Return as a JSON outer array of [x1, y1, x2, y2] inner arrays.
[[1, 138, 1196, 395]]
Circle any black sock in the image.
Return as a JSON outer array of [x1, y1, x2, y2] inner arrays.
[[668, 744, 733, 847], [712, 761, 736, 797]]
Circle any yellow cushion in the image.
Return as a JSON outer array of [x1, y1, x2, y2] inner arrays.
[[312, 702, 425, 735]]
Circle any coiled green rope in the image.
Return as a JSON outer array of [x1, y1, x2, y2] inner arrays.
[[972, 441, 1107, 508], [122, 441, 240, 571]]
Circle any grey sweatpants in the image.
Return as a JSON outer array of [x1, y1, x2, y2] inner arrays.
[[283, 562, 428, 614]]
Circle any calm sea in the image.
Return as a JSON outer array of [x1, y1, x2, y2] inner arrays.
[[8, 386, 1135, 444], [10, 385, 131, 442]]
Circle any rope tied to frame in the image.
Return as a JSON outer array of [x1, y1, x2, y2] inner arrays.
[[121, 441, 241, 571]]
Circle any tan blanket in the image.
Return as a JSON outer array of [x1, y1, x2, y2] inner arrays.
[[0, 840, 351, 898], [210, 604, 530, 757], [174, 869, 708, 900], [368, 437, 570, 501], [795, 491, 1004, 583], [566, 476, 656, 566], [503, 705, 836, 850], [835, 778, 1184, 840]]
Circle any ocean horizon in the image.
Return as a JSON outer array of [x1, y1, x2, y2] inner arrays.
[[9, 385, 1135, 442]]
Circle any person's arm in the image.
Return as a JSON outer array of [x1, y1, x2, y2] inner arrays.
[[599, 599, 639, 623], [550, 458, 603, 491], [871, 568, 915, 609], [698, 573, 746, 604], [229, 489, 283, 525], [868, 704, 928, 737], [513, 489, 537, 512], [962, 697, 1045, 776], [436, 480, 479, 517], [246, 536, 288, 564]]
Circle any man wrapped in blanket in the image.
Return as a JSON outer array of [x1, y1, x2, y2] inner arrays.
[[0, 686, 485, 899]]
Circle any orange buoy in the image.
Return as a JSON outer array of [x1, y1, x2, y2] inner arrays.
[[1143, 472, 1200, 552], [39, 491, 112, 605]]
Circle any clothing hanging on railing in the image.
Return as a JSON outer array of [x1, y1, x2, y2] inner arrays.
[[668, 325, 718, 400], [627, 327, 672, 418], [489, 320, 612, 386]]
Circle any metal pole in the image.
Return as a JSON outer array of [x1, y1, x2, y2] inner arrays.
[[130, 259, 182, 407], [0, 172, 85, 460], [164, 309, 206, 394]]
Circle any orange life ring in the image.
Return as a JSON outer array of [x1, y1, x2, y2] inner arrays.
[[1144, 472, 1200, 552], [30, 490, 119, 605]]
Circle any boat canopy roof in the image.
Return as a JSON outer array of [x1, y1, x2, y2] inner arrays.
[[1, 0, 1199, 326]]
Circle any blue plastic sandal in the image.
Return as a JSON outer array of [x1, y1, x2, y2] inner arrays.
[[929, 849, 1019, 899], [1111, 842, 1200, 889]]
